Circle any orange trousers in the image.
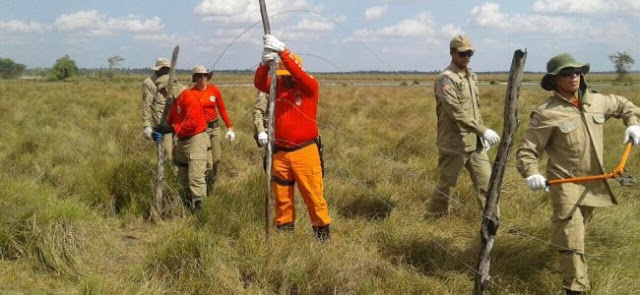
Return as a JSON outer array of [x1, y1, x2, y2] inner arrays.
[[272, 143, 331, 227]]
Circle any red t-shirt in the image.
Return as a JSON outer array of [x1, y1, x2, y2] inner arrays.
[[166, 89, 207, 139], [191, 83, 233, 128], [254, 49, 319, 147]]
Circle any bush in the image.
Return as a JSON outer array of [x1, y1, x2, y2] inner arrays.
[[0, 58, 26, 79], [50, 55, 79, 81]]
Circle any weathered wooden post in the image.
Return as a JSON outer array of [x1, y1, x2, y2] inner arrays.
[[474, 49, 527, 295]]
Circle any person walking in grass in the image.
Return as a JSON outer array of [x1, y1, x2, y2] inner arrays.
[[427, 35, 501, 217], [153, 75, 210, 212], [142, 58, 174, 162], [254, 34, 331, 241], [189, 65, 235, 191], [517, 53, 640, 295]]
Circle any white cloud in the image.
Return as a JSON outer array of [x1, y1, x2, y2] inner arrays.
[[470, 2, 584, 34], [0, 20, 49, 33], [292, 18, 334, 31], [440, 24, 463, 38], [532, 0, 640, 15], [55, 10, 163, 36], [194, 0, 322, 24], [364, 5, 388, 20], [352, 12, 438, 41]]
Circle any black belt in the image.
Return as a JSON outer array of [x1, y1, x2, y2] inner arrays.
[[207, 120, 219, 129], [274, 138, 317, 153]]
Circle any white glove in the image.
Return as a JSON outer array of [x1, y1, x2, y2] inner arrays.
[[623, 125, 640, 145], [480, 138, 490, 151], [263, 34, 285, 52], [482, 129, 501, 146], [261, 50, 278, 65], [225, 129, 235, 142], [143, 126, 153, 140], [525, 174, 547, 191], [257, 131, 268, 147]]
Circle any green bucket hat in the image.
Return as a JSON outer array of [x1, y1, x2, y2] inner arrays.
[[541, 53, 590, 91]]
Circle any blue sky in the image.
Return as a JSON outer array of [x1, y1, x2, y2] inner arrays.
[[1, 0, 639, 72]]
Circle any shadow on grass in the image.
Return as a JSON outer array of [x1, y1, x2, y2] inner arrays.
[[338, 194, 395, 220]]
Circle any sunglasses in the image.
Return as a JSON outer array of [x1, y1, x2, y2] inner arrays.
[[457, 50, 474, 58], [194, 73, 209, 79], [557, 68, 583, 77]]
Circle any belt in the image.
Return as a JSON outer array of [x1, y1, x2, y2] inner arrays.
[[207, 120, 219, 129], [274, 138, 317, 153]]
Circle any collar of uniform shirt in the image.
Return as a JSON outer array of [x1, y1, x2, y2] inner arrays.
[[554, 91, 580, 109]]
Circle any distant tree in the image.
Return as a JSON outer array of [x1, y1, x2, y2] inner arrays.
[[609, 51, 635, 81], [107, 55, 125, 71], [50, 55, 79, 81], [0, 58, 26, 79]]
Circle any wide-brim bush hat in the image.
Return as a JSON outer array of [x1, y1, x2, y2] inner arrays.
[[191, 65, 212, 82], [152, 57, 170, 71], [541, 53, 590, 91]]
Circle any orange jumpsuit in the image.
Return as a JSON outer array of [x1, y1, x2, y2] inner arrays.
[[254, 49, 331, 228]]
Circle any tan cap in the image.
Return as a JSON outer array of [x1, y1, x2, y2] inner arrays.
[[191, 65, 212, 82], [151, 57, 170, 71], [449, 35, 473, 52]]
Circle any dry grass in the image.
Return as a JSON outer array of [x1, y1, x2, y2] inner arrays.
[[0, 73, 639, 294]]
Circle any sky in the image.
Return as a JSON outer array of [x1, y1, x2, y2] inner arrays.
[[1, 0, 639, 72]]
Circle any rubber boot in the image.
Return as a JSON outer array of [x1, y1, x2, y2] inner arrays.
[[313, 225, 330, 242]]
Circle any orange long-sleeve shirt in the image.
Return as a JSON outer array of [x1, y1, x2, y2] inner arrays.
[[254, 49, 319, 147], [191, 83, 233, 128], [166, 89, 207, 139]]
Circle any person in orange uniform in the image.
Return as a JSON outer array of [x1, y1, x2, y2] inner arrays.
[[254, 34, 331, 241], [153, 78, 210, 211], [189, 65, 235, 189]]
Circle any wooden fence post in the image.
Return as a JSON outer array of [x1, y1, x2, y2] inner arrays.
[[474, 49, 527, 295]]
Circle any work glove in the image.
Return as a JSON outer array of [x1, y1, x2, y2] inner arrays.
[[264, 34, 285, 52], [480, 138, 490, 151], [225, 128, 236, 142], [623, 125, 640, 145], [257, 131, 268, 147], [525, 174, 547, 191], [143, 126, 153, 140], [482, 129, 501, 146], [261, 50, 278, 65], [152, 129, 164, 143]]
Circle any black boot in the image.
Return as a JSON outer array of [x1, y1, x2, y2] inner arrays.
[[313, 225, 330, 242], [564, 288, 583, 295], [276, 222, 295, 232]]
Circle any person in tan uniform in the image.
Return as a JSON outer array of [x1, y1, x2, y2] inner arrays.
[[427, 35, 501, 217], [516, 53, 640, 295], [252, 91, 269, 147], [142, 58, 174, 161]]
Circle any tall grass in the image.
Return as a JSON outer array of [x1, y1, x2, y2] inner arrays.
[[1, 74, 639, 294]]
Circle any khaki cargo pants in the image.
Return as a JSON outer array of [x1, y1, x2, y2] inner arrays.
[[205, 125, 221, 188], [551, 204, 594, 292], [428, 149, 492, 216], [173, 132, 210, 207]]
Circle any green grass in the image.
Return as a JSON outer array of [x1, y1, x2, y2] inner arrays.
[[0, 73, 639, 294]]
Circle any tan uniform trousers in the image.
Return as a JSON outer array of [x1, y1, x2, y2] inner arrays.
[[205, 126, 221, 186], [159, 132, 173, 163], [552, 204, 594, 292], [173, 132, 210, 204], [428, 150, 491, 215], [272, 144, 331, 228]]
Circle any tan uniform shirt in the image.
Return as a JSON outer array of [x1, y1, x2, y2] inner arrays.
[[142, 74, 162, 128], [517, 90, 640, 206], [253, 91, 268, 134], [434, 63, 488, 154]]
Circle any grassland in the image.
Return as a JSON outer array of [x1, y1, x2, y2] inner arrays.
[[1, 73, 639, 294]]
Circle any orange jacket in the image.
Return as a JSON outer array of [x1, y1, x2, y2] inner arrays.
[[191, 83, 233, 127], [254, 49, 319, 147], [166, 90, 207, 139]]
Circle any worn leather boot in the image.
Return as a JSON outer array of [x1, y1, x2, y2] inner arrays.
[[312, 225, 330, 242]]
